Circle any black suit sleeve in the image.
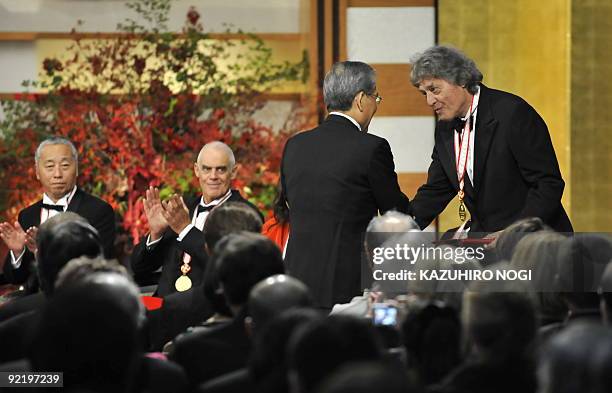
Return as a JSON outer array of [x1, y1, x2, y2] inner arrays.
[[175, 226, 207, 260], [368, 139, 412, 215], [411, 143, 456, 229], [509, 102, 565, 222], [2, 211, 35, 285], [90, 201, 116, 258], [130, 233, 169, 275]]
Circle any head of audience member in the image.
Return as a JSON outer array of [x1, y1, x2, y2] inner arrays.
[[405, 244, 480, 310], [410, 45, 483, 122], [365, 210, 419, 265], [557, 234, 612, 316], [35, 136, 79, 202], [402, 301, 461, 385], [194, 141, 237, 204], [36, 212, 103, 297], [323, 61, 380, 132], [316, 361, 418, 393], [215, 232, 285, 316], [511, 231, 569, 325], [249, 308, 322, 392], [202, 203, 264, 318], [495, 217, 551, 262], [29, 282, 141, 392], [599, 262, 612, 325], [288, 315, 384, 393], [55, 256, 146, 330], [247, 274, 313, 337], [203, 201, 263, 253], [462, 267, 537, 364], [538, 322, 612, 393]]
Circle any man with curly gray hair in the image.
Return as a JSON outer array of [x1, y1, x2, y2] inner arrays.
[[409, 45, 572, 236]]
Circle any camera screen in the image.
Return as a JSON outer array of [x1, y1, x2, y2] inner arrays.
[[373, 305, 397, 326]]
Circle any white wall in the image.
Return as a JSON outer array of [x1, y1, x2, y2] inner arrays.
[[0, 0, 301, 33]]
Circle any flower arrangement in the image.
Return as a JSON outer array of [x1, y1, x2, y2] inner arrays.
[[0, 0, 309, 252]]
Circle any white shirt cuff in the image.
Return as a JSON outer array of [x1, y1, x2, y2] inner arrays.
[[10, 248, 26, 268], [146, 234, 163, 248], [177, 224, 195, 241]]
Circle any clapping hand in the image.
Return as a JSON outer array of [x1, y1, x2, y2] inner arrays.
[[0, 221, 28, 255], [143, 186, 169, 241], [161, 194, 191, 235], [25, 226, 38, 254]]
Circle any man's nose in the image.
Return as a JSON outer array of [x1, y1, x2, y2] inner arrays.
[[53, 166, 62, 177], [426, 92, 436, 107]]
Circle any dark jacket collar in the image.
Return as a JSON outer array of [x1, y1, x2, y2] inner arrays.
[[325, 113, 361, 131]]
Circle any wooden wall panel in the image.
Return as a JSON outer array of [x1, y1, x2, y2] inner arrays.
[[397, 172, 428, 198], [373, 63, 432, 116], [348, 0, 434, 7]]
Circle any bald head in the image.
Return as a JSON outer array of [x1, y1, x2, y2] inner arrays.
[[194, 141, 238, 203], [197, 141, 235, 168], [248, 274, 313, 333]]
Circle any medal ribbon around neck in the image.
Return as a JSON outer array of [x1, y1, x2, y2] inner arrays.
[[454, 96, 476, 196]]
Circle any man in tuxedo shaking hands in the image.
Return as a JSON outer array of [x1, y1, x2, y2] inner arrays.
[[0, 137, 116, 293], [409, 45, 572, 235], [281, 61, 412, 309]]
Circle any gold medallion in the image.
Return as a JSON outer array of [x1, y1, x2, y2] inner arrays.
[[175, 275, 192, 292], [459, 200, 467, 222]]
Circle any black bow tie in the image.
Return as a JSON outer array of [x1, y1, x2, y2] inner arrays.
[[197, 204, 215, 214], [451, 118, 467, 132], [451, 115, 475, 133], [42, 203, 65, 212]]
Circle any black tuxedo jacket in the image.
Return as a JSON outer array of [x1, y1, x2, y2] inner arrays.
[[412, 84, 572, 233], [2, 188, 116, 288], [130, 190, 257, 297], [281, 115, 411, 308]]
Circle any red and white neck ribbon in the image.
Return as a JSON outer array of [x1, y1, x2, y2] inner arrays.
[[453, 97, 475, 195]]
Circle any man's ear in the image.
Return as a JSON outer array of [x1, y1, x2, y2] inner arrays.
[[230, 163, 239, 180], [355, 91, 366, 112]]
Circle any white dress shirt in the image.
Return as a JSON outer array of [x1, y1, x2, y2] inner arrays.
[[457, 86, 481, 184]]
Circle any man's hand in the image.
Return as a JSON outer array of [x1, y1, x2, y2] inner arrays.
[[161, 194, 191, 235], [143, 186, 169, 241], [483, 230, 503, 250], [25, 226, 38, 254], [0, 221, 27, 255]]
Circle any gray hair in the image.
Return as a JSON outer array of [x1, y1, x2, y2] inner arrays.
[[35, 137, 78, 165], [410, 45, 483, 94], [366, 210, 419, 235], [197, 141, 236, 168], [365, 211, 419, 256], [323, 61, 376, 111]]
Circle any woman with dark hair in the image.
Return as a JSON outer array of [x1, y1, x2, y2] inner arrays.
[[262, 182, 290, 254]]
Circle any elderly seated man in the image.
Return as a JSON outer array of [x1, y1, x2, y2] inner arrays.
[[131, 141, 260, 296]]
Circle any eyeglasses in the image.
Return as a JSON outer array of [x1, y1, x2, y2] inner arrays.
[[368, 92, 383, 104]]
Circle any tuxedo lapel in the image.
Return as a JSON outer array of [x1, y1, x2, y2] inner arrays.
[[66, 188, 84, 213], [440, 123, 460, 190], [25, 201, 43, 227], [473, 85, 498, 193], [186, 195, 200, 217]]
